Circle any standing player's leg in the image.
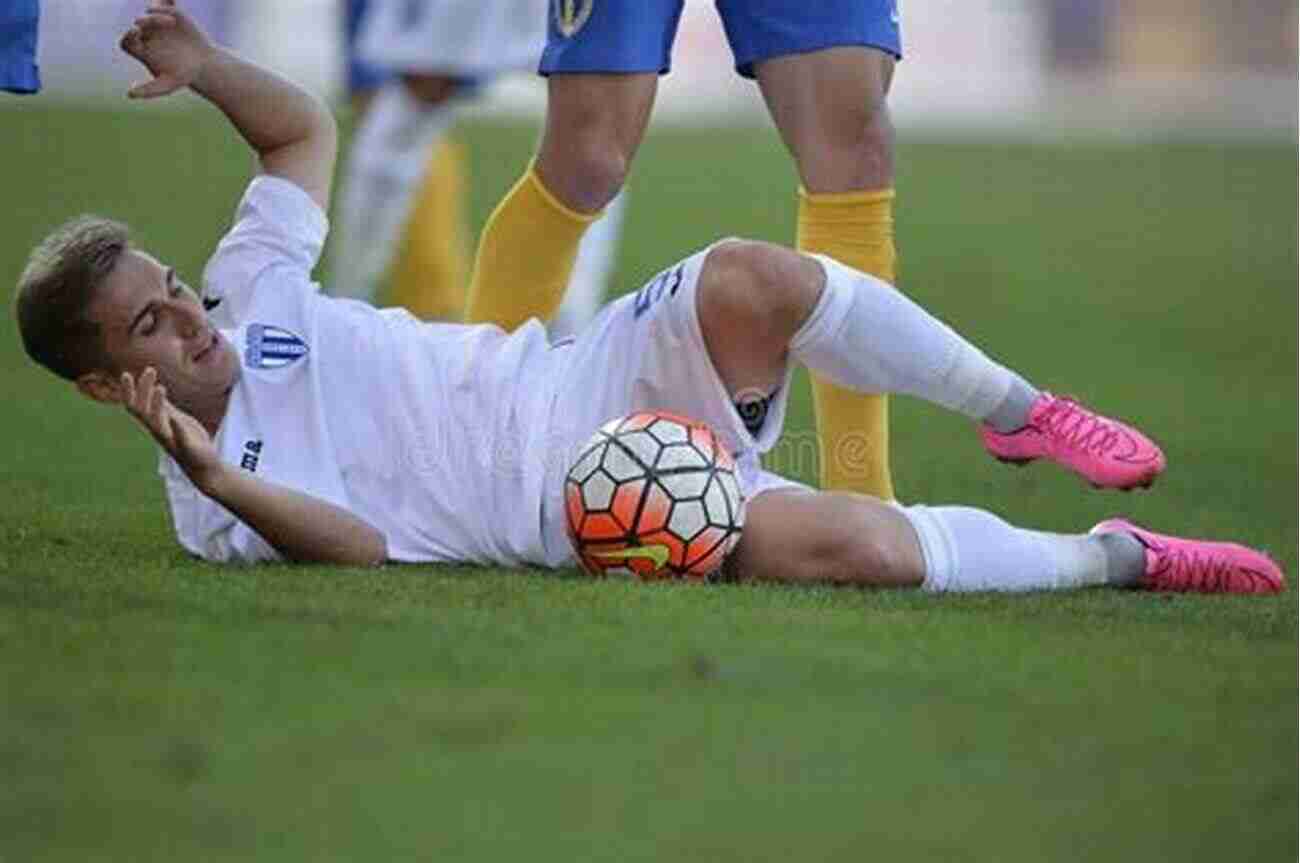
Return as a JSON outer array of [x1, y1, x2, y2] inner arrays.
[[1, 0, 41, 95], [466, 73, 655, 329], [732, 0, 903, 499], [331, 70, 468, 309], [331, 0, 471, 318], [550, 188, 629, 340], [465, 0, 684, 329], [389, 132, 473, 321]]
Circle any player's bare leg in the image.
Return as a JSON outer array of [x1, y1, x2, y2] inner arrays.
[[727, 490, 925, 586], [466, 73, 656, 329], [693, 240, 1165, 491], [757, 46, 899, 500]]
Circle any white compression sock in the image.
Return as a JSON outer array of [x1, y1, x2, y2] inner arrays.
[[330, 83, 459, 303], [789, 254, 1035, 422], [902, 504, 1116, 592], [549, 189, 628, 340]]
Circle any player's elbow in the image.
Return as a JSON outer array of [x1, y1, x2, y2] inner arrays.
[[341, 526, 387, 568], [285, 525, 387, 568]]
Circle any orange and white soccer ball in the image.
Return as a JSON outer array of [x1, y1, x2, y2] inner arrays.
[[564, 412, 745, 581]]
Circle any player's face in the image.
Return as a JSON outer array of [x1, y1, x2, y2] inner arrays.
[[88, 249, 239, 409]]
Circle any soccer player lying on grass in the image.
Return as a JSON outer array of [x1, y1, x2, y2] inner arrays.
[[13, 3, 1283, 594]]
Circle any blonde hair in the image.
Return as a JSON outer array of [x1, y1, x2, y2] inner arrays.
[[14, 215, 130, 381]]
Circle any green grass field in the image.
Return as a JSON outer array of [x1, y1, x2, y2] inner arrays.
[[1, 100, 1296, 861]]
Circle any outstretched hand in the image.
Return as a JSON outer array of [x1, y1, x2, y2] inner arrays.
[[118, 0, 215, 99], [121, 366, 223, 490]]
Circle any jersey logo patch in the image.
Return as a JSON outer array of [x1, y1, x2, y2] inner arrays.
[[555, 0, 593, 37], [245, 323, 309, 370]]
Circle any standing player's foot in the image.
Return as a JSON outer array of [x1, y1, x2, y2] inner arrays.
[[1090, 518, 1284, 594], [980, 393, 1166, 490]]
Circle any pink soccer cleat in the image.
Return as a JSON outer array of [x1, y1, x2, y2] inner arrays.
[[981, 393, 1166, 490], [1090, 518, 1285, 594]]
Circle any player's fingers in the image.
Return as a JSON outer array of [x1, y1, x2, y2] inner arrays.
[[134, 13, 177, 32], [167, 415, 194, 459], [120, 371, 139, 412], [147, 382, 166, 427], [119, 27, 143, 57], [128, 77, 178, 100], [140, 367, 161, 415]]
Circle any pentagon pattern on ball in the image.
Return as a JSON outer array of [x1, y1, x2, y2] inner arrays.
[[703, 474, 733, 525], [668, 499, 707, 541], [717, 470, 742, 520], [646, 416, 689, 445], [659, 469, 709, 501], [617, 430, 661, 469], [656, 442, 709, 473], [602, 442, 645, 482], [581, 469, 616, 511], [568, 441, 605, 484]]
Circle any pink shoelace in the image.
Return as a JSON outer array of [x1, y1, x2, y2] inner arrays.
[[1035, 397, 1125, 457], [1147, 542, 1268, 592]]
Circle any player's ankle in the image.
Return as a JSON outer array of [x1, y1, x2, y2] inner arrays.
[[982, 379, 1041, 433]]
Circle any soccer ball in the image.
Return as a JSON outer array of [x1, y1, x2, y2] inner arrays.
[[565, 411, 745, 581]]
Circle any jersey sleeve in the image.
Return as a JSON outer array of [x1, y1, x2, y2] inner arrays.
[[158, 454, 283, 565], [201, 175, 330, 329]]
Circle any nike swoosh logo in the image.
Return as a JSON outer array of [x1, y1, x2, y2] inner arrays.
[[202, 296, 222, 311], [593, 544, 670, 569]]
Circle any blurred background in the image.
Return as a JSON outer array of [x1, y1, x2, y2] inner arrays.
[[31, 0, 1299, 139]]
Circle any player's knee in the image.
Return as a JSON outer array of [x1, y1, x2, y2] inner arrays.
[[802, 100, 895, 192], [699, 240, 822, 338], [822, 497, 917, 585], [540, 129, 630, 212]]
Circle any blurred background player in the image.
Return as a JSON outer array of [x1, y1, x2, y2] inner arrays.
[[466, 0, 904, 497], [1, 0, 41, 94], [332, 0, 626, 337]]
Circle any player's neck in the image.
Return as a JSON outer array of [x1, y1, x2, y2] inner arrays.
[[187, 385, 233, 439]]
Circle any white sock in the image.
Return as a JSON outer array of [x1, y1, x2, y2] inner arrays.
[[790, 254, 1035, 422], [902, 504, 1116, 592], [329, 83, 458, 303], [550, 189, 627, 340]]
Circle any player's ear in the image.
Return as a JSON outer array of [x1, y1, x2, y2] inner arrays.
[[76, 370, 122, 405]]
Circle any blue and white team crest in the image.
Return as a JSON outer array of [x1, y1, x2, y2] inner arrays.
[[554, 0, 593, 37], [244, 323, 309, 370]]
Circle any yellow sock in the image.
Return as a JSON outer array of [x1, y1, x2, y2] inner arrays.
[[797, 186, 898, 500], [388, 137, 472, 321], [465, 160, 601, 329]]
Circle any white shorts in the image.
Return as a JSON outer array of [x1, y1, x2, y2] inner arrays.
[[537, 243, 808, 566], [357, 0, 549, 76]]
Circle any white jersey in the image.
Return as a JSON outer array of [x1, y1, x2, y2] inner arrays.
[[160, 176, 562, 565], [357, 0, 549, 76]]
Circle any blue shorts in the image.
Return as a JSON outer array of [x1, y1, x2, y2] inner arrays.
[[344, 0, 392, 93], [1, 0, 40, 95], [540, 0, 901, 79]]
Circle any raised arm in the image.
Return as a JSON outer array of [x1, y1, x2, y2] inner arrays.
[[119, 1, 337, 211]]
